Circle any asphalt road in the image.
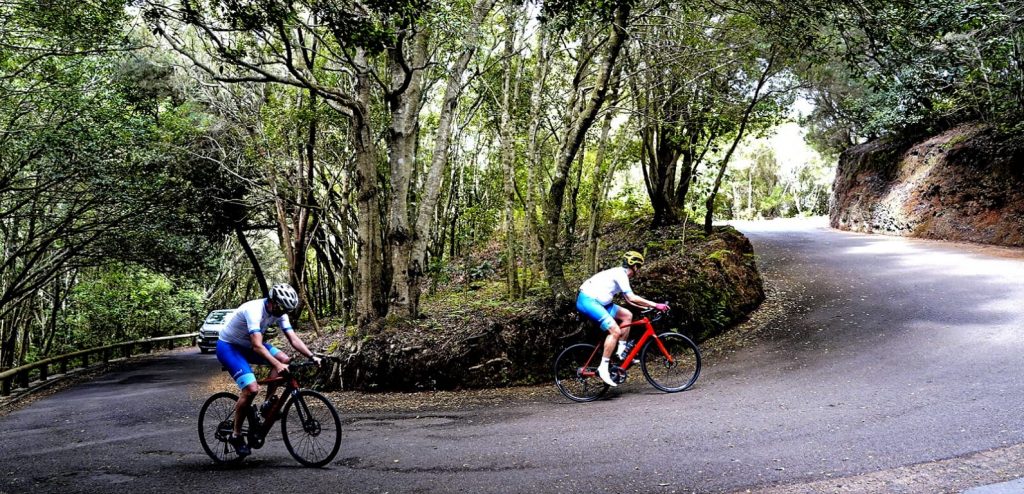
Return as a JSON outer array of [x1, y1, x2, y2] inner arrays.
[[3, 217, 1024, 494]]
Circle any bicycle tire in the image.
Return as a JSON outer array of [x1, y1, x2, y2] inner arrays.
[[640, 332, 701, 393], [554, 343, 609, 402], [198, 391, 246, 464], [281, 389, 342, 467]]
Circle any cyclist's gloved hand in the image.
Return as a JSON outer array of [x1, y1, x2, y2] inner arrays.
[[311, 355, 322, 366], [654, 303, 670, 312]]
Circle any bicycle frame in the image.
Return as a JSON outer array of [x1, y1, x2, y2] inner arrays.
[[578, 316, 675, 375], [200, 358, 341, 466], [555, 308, 701, 402], [248, 367, 310, 442], [618, 317, 675, 370]]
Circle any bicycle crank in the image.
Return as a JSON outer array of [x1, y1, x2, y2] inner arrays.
[[248, 432, 266, 449], [610, 366, 627, 384]]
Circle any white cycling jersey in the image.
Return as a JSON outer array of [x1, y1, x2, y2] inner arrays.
[[218, 298, 294, 347], [578, 266, 633, 305]]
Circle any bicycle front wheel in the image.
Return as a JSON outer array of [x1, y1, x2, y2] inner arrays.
[[198, 392, 246, 464], [281, 389, 342, 467], [641, 332, 701, 393], [554, 343, 609, 402]]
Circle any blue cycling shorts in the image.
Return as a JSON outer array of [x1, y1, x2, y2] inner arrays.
[[215, 339, 282, 389], [576, 292, 621, 331]]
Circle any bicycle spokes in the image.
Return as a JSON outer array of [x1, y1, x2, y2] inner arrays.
[[198, 392, 246, 464], [281, 390, 342, 467], [554, 343, 610, 402], [641, 332, 701, 393]]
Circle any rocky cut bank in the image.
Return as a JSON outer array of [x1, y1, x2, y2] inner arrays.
[[831, 123, 1024, 247]]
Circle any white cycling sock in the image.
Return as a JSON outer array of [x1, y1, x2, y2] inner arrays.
[[599, 357, 610, 369], [617, 341, 627, 355]]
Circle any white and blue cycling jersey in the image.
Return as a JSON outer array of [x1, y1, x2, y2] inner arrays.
[[576, 267, 634, 331], [216, 298, 295, 389], [578, 266, 633, 305], [218, 298, 294, 346]]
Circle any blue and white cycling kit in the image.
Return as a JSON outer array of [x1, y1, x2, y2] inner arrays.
[[216, 298, 294, 389], [576, 267, 634, 331]]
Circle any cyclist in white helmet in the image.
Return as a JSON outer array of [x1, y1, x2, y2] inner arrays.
[[215, 283, 321, 456]]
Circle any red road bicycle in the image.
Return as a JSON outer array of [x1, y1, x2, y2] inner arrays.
[[198, 360, 342, 467], [554, 308, 701, 402]]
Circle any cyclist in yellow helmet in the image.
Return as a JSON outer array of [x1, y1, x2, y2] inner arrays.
[[576, 251, 670, 387]]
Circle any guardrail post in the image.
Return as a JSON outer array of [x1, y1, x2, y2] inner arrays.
[[102, 349, 110, 364], [17, 369, 28, 390], [60, 358, 68, 375], [124, 344, 132, 359], [2, 377, 10, 396], [81, 353, 88, 369], [39, 363, 48, 382], [167, 338, 175, 351]]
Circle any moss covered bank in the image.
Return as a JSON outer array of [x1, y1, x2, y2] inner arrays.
[[317, 223, 764, 391]]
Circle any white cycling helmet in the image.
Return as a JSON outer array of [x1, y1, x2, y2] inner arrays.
[[269, 283, 300, 311]]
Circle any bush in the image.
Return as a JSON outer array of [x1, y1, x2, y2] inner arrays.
[[62, 266, 204, 350]]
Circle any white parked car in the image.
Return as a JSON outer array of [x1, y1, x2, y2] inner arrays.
[[196, 309, 235, 354]]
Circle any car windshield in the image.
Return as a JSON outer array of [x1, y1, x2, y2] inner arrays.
[[205, 310, 233, 324]]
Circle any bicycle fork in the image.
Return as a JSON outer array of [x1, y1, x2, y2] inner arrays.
[[290, 391, 323, 436]]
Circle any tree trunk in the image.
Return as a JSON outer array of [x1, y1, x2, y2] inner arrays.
[[352, 50, 385, 326], [542, 2, 631, 303], [387, 29, 429, 318], [566, 143, 585, 240], [585, 97, 623, 273], [524, 26, 550, 280], [404, 0, 497, 314], [0, 318, 15, 369], [704, 51, 777, 234], [235, 225, 268, 296], [499, 2, 520, 298]]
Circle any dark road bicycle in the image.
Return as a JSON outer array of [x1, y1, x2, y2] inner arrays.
[[198, 360, 341, 467], [554, 308, 701, 402]]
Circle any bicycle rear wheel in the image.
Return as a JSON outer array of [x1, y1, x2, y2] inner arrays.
[[198, 392, 246, 464], [641, 332, 701, 392], [554, 343, 609, 402], [281, 389, 342, 467]]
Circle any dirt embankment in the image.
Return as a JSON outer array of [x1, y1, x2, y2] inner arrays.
[[318, 224, 764, 392], [831, 123, 1024, 246]]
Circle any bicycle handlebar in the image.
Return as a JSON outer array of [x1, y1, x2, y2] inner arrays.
[[281, 359, 322, 376], [640, 307, 669, 323]]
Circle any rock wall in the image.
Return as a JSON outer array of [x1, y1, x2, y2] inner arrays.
[[831, 123, 1024, 246]]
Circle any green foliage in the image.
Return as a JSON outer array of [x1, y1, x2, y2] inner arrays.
[[62, 266, 204, 351], [0, 1, 230, 369], [468, 260, 496, 281], [707, 249, 732, 262], [539, 0, 635, 29], [783, 0, 1024, 150]]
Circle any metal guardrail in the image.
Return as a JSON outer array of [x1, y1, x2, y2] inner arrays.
[[0, 333, 198, 396]]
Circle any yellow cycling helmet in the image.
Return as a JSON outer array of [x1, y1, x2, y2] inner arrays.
[[622, 251, 645, 268]]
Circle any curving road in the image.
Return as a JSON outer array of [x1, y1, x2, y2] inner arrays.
[[2, 217, 1024, 493]]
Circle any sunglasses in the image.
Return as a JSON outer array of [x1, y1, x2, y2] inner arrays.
[[270, 303, 290, 316]]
